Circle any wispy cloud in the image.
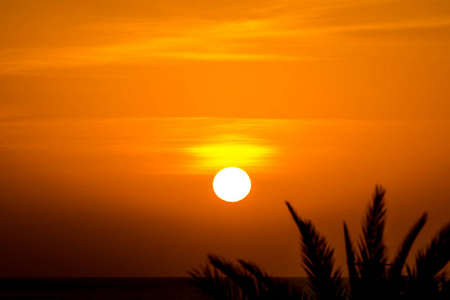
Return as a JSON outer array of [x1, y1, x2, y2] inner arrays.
[[0, 18, 303, 74], [0, 117, 289, 174], [1, 117, 449, 178], [2, 0, 449, 73]]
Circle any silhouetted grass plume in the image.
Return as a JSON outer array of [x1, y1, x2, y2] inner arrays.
[[343, 186, 449, 300], [188, 254, 302, 300], [405, 221, 450, 300], [286, 201, 344, 300], [188, 185, 450, 300]]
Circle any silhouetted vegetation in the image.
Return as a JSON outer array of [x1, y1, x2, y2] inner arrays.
[[189, 185, 450, 300], [286, 202, 344, 300], [188, 254, 303, 300]]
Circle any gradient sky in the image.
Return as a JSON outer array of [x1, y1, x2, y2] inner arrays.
[[1, 0, 449, 277]]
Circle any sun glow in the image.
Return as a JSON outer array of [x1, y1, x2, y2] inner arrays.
[[213, 167, 251, 202], [188, 134, 275, 172]]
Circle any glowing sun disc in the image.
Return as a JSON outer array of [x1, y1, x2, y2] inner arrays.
[[213, 167, 251, 202]]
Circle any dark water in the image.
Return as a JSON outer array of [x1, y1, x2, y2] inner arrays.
[[0, 277, 308, 300], [0, 277, 200, 300]]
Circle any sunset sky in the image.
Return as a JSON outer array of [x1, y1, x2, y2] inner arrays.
[[1, 0, 449, 277]]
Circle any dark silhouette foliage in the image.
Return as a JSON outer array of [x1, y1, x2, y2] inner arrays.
[[353, 185, 390, 300], [405, 222, 450, 300], [343, 186, 449, 300], [188, 263, 240, 300], [188, 254, 302, 300], [188, 185, 450, 300], [343, 222, 358, 298], [286, 201, 344, 300]]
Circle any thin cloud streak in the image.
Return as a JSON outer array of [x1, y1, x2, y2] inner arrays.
[[0, 117, 289, 174], [1, 117, 449, 176], [1, 0, 449, 73], [0, 18, 305, 74]]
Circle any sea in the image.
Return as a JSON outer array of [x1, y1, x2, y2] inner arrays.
[[0, 277, 308, 300]]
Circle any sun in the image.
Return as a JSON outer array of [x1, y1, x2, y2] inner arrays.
[[213, 167, 251, 202]]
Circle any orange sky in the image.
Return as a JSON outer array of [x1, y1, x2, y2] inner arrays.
[[0, 0, 449, 277]]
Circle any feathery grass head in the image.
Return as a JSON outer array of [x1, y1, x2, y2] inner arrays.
[[187, 262, 241, 300], [391, 212, 427, 279], [189, 254, 303, 300], [412, 222, 450, 281], [189, 185, 449, 300], [286, 201, 344, 300], [358, 185, 388, 279]]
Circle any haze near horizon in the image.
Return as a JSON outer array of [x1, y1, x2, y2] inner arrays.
[[1, 0, 449, 278]]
